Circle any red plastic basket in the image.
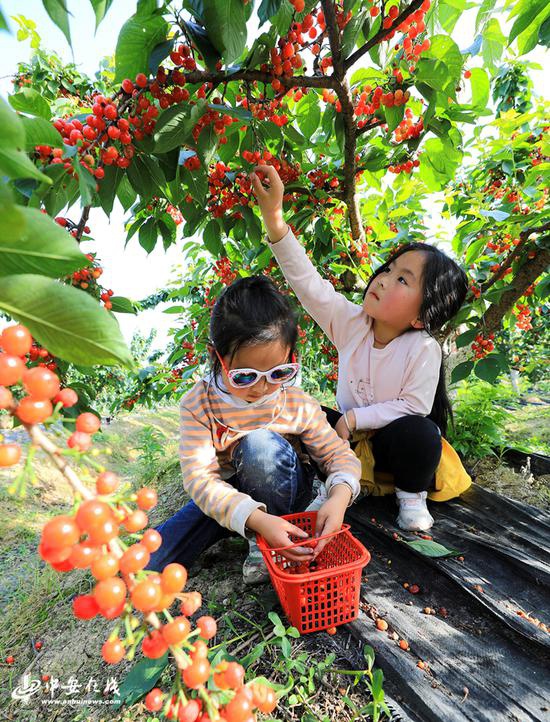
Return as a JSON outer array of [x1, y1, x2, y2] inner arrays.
[[256, 511, 370, 634]]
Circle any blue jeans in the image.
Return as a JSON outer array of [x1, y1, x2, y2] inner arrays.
[[146, 429, 314, 572]]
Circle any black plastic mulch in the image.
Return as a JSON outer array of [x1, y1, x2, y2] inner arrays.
[[342, 483, 550, 722]]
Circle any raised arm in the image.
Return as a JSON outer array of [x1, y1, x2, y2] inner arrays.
[[250, 164, 360, 349]]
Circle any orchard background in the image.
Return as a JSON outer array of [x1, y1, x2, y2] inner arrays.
[[0, 0, 549, 720]]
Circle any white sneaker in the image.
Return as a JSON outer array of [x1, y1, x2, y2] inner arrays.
[[305, 484, 328, 512], [395, 489, 434, 531]]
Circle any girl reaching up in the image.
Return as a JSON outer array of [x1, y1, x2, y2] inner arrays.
[[251, 164, 470, 532]]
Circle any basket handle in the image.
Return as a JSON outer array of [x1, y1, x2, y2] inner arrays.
[[263, 523, 351, 553]]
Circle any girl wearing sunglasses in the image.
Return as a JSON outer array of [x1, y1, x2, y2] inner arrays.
[[147, 275, 361, 584]]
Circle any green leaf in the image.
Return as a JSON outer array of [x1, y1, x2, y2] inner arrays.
[[0, 206, 87, 277], [415, 35, 463, 99], [20, 116, 62, 150], [97, 165, 123, 216], [468, 67, 489, 109], [342, 8, 367, 56], [475, 0, 496, 33], [244, 29, 277, 69], [183, 20, 221, 71], [404, 539, 463, 558], [154, 103, 203, 153], [197, 123, 219, 167], [109, 295, 138, 314], [111, 655, 168, 709], [508, 0, 550, 44], [203, 0, 247, 64], [418, 136, 462, 191], [209, 103, 252, 122], [0, 97, 25, 149], [474, 354, 504, 383], [9, 88, 51, 120], [114, 7, 168, 83], [203, 219, 224, 256], [148, 38, 175, 74], [139, 217, 158, 253], [438, 0, 467, 34], [451, 360, 474, 384], [384, 104, 405, 133], [127, 156, 164, 200], [272, 0, 294, 36], [218, 128, 240, 164], [0, 147, 51, 184], [516, 17, 541, 55], [258, 0, 282, 24], [76, 162, 97, 207], [181, 165, 208, 205], [117, 175, 137, 211], [43, 0, 72, 47], [296, 93, 321, 138], [479, 208, 509, 221], [482, 18, 506, 69], [455, 329, 478, 348], [0, 275, 132, 367], [0, 185, 26, 243], [89, 0, 114, 29]]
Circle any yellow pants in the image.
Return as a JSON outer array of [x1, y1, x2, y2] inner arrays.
[[353, 433, 472, 502]]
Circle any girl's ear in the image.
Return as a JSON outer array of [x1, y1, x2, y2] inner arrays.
[[206, 343, 216, 359], [411, 318, 424, 330]]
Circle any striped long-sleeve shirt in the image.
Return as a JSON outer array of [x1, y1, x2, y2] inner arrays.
[[179, 376, 362, 536]]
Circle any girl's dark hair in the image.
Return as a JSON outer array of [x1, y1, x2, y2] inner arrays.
[[209, 275, 298, 383], [366, 242, 468, 435]]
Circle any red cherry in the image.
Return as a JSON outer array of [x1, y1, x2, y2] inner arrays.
[[1, 325, 32, 356]]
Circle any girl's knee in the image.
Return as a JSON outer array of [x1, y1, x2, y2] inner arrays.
[[393, 415, 440, 441], [234, 429, 292, 472]]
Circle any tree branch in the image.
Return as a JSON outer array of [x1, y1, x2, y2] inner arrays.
[[479, 220, 550, 294], [344, 0, 425, 71], [320, 0, 363, 243], [182, 68, 336, 91], [356, 119, 385, 137], [481, 247, 550, 334], [75, 205, 91, 242]]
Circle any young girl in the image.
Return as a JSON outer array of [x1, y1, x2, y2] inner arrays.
[[147, 275, 362, 583], [250, 164, 470, 532]]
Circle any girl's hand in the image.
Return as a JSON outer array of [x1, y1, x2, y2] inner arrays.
[[334, 410, 356, 441], [313, 485, 351, 557], [335, 415, 350, 440], [249, 164, 288, 242], [247, 510, 315, 562]]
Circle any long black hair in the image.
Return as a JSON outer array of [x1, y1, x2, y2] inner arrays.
[[366, 242, 468, 435], [209, 275, 298, 384]]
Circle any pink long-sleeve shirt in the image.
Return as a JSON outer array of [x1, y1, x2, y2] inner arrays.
[[269, 228, 442, 431]]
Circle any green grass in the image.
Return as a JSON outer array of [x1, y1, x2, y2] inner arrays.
[[504, 403, 550, 456]]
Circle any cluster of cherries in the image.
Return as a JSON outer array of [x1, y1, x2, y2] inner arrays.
[[388, 157, 420, 174], [320, 342, 339, 383], [513, 303, 533, 332], [207, 153, 300, 219], [471, 332, 495, 359], [0, 321, 279, 721], [486, 233, 519, 255], [0, 324, 101, 460], [393, 108, 424, 142], [54, 217, 116, 310], [213, 257, 237, 287]]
